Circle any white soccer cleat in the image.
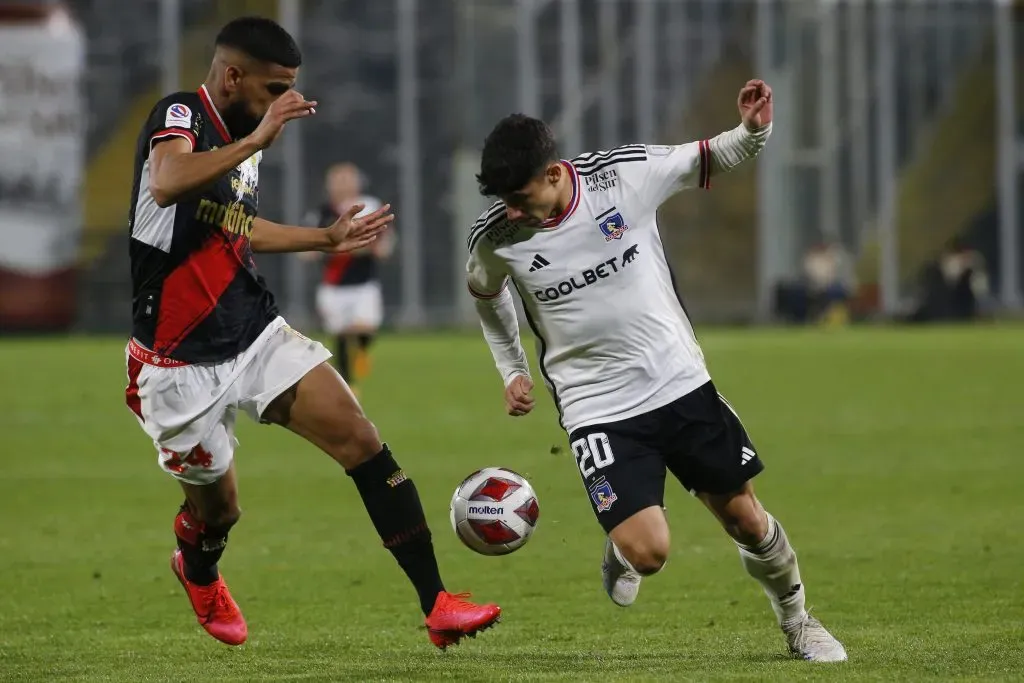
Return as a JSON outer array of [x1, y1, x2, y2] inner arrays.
[[784, 614, 847, 662], [601, 537, 642, 607]]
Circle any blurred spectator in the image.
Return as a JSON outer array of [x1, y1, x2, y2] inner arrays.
[[774, 240, 856, 326], [909, 238, 990, 323]]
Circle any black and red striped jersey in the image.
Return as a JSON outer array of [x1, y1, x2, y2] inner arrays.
[[127, 85, 277, 362]]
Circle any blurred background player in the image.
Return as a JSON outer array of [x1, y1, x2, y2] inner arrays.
[[304, 163, 395, 393]]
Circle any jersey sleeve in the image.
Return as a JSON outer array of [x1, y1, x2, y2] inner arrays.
[[146, 98, 201, 153], [466, 203, 510, 298], [466, 242, 509, 299], [632, 123, 772, 206], [630, 142, 710, 207]]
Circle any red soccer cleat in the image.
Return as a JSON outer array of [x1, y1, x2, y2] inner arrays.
[[170, 549, 248, 646], [424, 591, 501, 649]]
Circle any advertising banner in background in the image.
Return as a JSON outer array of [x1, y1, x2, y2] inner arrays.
[[0, 5, 84, 332]]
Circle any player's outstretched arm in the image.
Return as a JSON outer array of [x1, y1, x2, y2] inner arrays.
[[251, 203, 393, 253], [639, 80, 772, 205], [706, 79, 774, 176]]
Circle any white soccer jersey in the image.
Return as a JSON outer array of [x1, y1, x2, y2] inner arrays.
[[468, 124, 770, 434]]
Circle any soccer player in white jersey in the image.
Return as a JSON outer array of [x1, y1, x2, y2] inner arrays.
[[466, 80, 846, 662]]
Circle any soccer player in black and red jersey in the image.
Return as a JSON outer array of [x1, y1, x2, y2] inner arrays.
[[124, 17, 499, 648]]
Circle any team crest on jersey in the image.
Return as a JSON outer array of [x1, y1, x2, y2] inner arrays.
[[598, 210, 629, 242], [233, 152, 261, 200], [588, 477, 618, 513]]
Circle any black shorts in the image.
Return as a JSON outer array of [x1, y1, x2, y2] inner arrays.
[[567, 381, 764, 533]]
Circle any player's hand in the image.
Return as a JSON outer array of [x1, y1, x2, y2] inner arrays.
[[505, 375, 535, 417], [248, 90, 318, 150], [321, 202, 394, 253], [738, 79, 772, 130]]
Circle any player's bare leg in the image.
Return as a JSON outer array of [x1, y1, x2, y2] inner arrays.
[[171, 461, 247, 645], [603, 505, 669, 606], [700, 481, 846, 662], [264, 361, 500, 648]]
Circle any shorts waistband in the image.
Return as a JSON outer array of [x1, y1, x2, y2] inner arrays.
[[127, 338, 189, 368]]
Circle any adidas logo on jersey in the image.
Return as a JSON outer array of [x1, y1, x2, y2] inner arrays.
[[529, 254, 550, 272], [741, 446, 756, 465]]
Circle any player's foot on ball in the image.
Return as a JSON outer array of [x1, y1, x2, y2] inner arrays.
[[170, 549, 248, 646], [424, 591, 501, 649], [783, 613, 847, 662], [602, 537, 641, 607]]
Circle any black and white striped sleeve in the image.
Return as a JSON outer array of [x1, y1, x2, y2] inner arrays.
[[466, 203, 509, 299]]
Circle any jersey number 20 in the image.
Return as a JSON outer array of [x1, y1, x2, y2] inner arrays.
[[571, 432, 616, 478]]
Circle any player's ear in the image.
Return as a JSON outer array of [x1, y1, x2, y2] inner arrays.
[[224, 65, 244, 93], [545, 161, 562, 186]]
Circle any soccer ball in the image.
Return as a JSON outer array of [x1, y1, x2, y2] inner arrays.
[[449, 467, 540, 556]]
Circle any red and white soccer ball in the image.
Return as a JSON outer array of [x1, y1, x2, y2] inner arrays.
[[450, 467, 540, 556]]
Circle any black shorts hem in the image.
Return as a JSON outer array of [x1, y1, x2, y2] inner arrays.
[[689, 459, 765, 495]]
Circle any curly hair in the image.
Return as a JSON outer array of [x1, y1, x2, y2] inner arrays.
[[476, 114, 559, 197]]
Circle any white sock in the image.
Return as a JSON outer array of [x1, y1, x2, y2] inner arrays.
[[736, 512, 807, 629]]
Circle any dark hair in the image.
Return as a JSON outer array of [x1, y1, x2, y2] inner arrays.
[[216, 16, 302, 68], [477, 114, 558, 196]]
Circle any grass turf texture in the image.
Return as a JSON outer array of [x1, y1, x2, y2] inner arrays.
[[1, 326, 1022, 682]]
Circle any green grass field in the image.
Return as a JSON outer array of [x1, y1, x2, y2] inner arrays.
[[1, 325, 1023, 682]]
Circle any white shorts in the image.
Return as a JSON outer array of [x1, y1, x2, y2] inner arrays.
[[124, 317, 332, 485], [316, 282, 383, 334]]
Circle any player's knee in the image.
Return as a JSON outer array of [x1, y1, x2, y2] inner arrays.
[[329, 415, 382, 469], [720, 498, 768, 546], [628, 544, 669, 576], [199, 504, 241, 531], [738, 512, 768, 546], [635, 548, 668, 575], [618, 538, 669, 575]]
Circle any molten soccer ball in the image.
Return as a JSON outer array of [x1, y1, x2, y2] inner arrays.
[[450, 467, 540, 556]]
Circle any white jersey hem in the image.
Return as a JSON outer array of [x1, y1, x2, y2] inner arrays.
[[563, 370, 712, 436]]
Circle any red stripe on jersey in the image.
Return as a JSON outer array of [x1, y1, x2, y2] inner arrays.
[[153, 233, 243, 355], [198, 85, 231, 143], [323, 253, 354, 285], [125, 356, 144, 421], [151, 128, 196, 150], [698, 139, 711, 189]]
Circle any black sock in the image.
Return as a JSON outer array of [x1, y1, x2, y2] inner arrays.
[[347, 445, 445, 615], [174, 503, 229, 586], [335, 335, 350, 381]]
